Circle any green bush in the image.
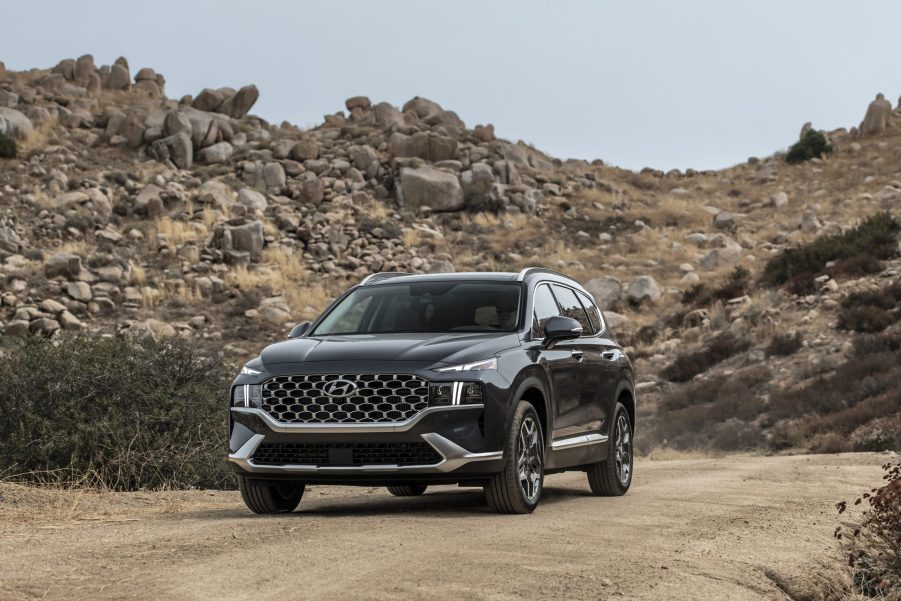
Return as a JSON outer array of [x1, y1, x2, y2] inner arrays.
[[762, 212, 900, 286], [785, 128, 832, 165], [0, 334, 233, 490], [767, 331, 803, 356], [838, 282, 901, 333], [0, 133, 16, 159], [660, 333, 751, 383]]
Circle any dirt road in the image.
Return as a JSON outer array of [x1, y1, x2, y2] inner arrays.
[[0, 453, 889, 601]]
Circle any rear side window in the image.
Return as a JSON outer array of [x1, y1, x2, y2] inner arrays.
[[551, 285, 592, 334], [576, 291, 604, 335], [532, 284, 561, 337]]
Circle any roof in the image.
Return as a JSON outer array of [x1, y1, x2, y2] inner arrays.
[[359, 268, 583, 287]]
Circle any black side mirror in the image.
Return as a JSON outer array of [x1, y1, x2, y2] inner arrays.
[[543, 316, 582, 348], [288, 321, 312, 339]]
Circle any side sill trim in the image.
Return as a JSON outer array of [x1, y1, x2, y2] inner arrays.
[[550, 433, 608, 450]]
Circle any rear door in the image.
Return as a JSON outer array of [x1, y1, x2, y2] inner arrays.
[[576, 290, 620, 437]]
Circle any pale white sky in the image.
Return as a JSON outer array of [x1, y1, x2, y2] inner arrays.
[[3, 1, 895, 170]]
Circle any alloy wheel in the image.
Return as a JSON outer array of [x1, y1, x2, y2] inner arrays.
[[517, 416, 543, 502], [614, 413, 632, 485]]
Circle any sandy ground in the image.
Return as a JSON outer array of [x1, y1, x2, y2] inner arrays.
[[0, 452, 890, 601]]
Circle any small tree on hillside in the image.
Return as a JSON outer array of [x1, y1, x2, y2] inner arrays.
[[786, 128, 833, 164]]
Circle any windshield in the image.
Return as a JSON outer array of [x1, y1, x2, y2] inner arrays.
[[312, 282, 523, 335]]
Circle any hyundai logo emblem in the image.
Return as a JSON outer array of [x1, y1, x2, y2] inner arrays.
[[321, 379, 358, 398]]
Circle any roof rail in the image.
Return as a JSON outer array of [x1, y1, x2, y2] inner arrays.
[[515, 267, 579, 283], [359, 272, 414, 286]]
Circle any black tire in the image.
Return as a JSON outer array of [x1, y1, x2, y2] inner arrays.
[[238, 476, 305, 514], [484, 400, 545, 514], [587, 402, 633, 496], [386, 485, 428, 497]]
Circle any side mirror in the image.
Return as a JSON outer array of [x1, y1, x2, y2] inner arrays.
[[543, 316, 582, 348], [288, 321, 312, 339]]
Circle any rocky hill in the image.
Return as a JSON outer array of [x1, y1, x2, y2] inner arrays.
[[0, 55, 898, 454]]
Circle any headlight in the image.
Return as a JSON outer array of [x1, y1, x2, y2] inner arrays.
[[232, 384, 263, 408], [429, 381, 483, 406], [434, 357, 497, 372], [240, 364, 262, 376]]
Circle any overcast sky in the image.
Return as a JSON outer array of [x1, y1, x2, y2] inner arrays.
[[3, 1, 897, 170]]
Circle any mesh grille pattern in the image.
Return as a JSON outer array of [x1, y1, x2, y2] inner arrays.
[[251, 442, 442, 466], [261, 374, 430, 424]]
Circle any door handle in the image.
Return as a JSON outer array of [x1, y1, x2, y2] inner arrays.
[[571, 349, 584, 361], [601, 349, 623, 361]]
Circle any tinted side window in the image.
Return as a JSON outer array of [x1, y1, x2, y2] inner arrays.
[[532, 284, 561, 337], [576, 291, 603, 334], [552, 285, 592, 334]]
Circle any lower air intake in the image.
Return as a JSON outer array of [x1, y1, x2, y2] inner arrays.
[[251, 441, 442, 467]]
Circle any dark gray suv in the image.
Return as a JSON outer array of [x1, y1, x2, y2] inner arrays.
[[228, 268, 635, 514]]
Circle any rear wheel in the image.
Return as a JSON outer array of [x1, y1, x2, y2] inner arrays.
[[238, 476, 305, 514], [386, 485, 427, 497], [586, 402, 633, 496], [484, 400, 544, 514]]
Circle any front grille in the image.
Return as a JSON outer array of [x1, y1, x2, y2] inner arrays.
[[261, 374, 430, 424], [251, 442, 443, 466]]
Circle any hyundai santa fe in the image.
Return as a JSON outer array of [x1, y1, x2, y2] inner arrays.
[[228, 268, 635, 514]]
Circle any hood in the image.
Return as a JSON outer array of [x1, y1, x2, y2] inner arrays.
[[259, 332, 521, 366]]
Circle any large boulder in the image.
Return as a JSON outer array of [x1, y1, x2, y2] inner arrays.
[[238, 188, 267, 212], [0, 108, 33, 140], [349, 144, 379, 172], [584, 276, 623, 310], [403, 96, 443, 119], [388, 131, 457, 162], [398, 166, 464, 212], [196, 141, 234, 164], [626, 276, 663, 305], [228, 221, 264, 261], [74, 54, 95, 81], [219, 84, 259, 118], [45, 252, 82, 279], [859, 93, 893, 138], [105, 63, 130, 90], [149, 132, 193, 169], [262, 162, 286, 192], [290, 140, 319, 161], [0, 89, 18, 108], [196, 179, 236, 208], [372, 102, 404, 129], [193, 88, 226, 112], [460, 162, 495, 208]]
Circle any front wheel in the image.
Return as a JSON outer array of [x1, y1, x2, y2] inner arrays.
[[484, 400, 545, 514], [238, 476, 305, 514], [586, 402, 633, 496]]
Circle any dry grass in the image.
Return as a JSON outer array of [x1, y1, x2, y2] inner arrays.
[[17, 116, 60, 154], [402, 227, 421, 250], [622, 195, 712, 230], [225, 248, 333, 315], [53, 240, 89, 256], [128, 260, 146, 285], [154, 217, 208, 245]]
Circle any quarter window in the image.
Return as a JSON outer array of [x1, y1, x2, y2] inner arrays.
[[551, 285, 592, 334], [576, 291, 604, 335]]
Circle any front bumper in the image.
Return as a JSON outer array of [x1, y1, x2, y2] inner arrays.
[[227, 404, 506, 482]]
